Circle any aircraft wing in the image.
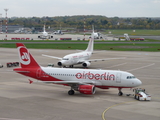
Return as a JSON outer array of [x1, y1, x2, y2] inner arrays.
[[78, 57, 125, 63], [86, 57, 126, 62], [42, 54, 62, 60], [37, 80, 95, 85]]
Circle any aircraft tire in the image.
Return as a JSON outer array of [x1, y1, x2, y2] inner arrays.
[[68, 90, 75, 95], [69, 65, 73, 68], [118, 92, 123, 96]]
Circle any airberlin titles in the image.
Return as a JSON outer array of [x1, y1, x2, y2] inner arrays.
[[76, 71, 115, 80]]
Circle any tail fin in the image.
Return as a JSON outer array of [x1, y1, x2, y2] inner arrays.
[[16, 43, 40, 68], [85, 35, 94, 53], [43, 25, 46, 32], [92, 24, 95, 34]]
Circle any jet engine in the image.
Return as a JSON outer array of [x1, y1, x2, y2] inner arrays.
[[82, 61, 91, 67], [57, 62, 62, 66], [79, 85, 95, 95]]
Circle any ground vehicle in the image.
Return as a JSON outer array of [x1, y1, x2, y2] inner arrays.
[[48, 63, 54, 67], [54, 30, 64, 35], [7, 62, 19, 67], [134, 88, 151, 101], [0, 63, 3, 68]]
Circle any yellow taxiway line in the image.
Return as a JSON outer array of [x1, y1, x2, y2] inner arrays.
[[102, 100, 137, 120]]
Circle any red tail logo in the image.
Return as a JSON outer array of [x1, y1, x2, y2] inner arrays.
[[18, 46, 30, 65], [16, 43, 39, 68]]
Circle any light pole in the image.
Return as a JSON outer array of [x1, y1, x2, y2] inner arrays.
[[83, 16, 86, 40], [4, 8, 8, 40]]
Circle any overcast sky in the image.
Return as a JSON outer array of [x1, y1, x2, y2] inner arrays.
[[0, 0, 160, 18]]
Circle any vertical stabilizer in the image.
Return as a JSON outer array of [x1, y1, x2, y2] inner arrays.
[[92, 24, 95, 34], [43, 25, 46, 32], [16, 43, 40, 68], [85, 35, 94, 53]]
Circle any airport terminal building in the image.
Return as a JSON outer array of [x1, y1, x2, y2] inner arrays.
[[1, 25, 24, 33]]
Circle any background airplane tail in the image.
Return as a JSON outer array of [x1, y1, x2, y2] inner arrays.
[[16, 43, 40, 68], [85, 36, 94, 53], [85, 26, 94, 52], [43, 25, 46, 32]]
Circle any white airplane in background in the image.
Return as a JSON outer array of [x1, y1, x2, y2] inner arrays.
[[14, 43, 142, 96], [89, 25, 102, 39], [38, 25, 53, 39], [42, 36, 125, 68]]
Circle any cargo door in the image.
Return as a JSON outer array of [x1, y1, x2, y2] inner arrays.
[[116, 73, 121, 83]]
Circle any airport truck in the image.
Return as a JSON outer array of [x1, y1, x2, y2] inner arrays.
[[134, 88, 151, 101]]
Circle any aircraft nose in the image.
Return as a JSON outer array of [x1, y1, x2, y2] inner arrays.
[[136, 79, 142, 86]]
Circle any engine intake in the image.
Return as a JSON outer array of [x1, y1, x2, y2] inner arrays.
[[79, 85, 95, 95], [82, 61, 91, 67], [58, 62, 62, 66]]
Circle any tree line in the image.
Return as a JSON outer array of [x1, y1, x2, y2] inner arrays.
[[3, 15, 160, 30]]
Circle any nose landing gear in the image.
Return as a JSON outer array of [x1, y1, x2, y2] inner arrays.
[[118, 88, 123, 96]]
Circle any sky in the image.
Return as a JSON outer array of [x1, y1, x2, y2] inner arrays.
[[0, 0, 160, 18]]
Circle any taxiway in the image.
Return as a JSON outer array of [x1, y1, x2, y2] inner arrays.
[[0, 47, 160, 120]]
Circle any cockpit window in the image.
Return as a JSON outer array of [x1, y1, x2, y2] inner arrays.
[[127, 76, 136, 79], [62, 58, 69, 60]]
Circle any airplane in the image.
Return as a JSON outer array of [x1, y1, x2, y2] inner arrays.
[[13, 43, 142, 96], [124, 33, 130, 40], [89, 25, 102, 39], [42, 35, 125, 68], [38, 25, 53, 39]]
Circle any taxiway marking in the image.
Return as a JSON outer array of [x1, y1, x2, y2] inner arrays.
[[107, 62, 127, 69], [102, 101, 136, 120], [127, 63, 155, 72]]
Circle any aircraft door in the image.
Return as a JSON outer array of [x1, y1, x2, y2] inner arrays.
[[36, 68, 42, 78], [116, 73, 121, 83]]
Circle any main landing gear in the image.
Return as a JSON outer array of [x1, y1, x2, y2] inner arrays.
[[68, 89, 75, 95], [118, 88, 123, 96], [69, 65, 74, 68]]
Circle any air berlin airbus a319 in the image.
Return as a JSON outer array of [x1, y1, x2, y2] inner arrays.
[[14, 43, 142, 96]]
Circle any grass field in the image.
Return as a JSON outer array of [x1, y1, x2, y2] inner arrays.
[[104, 29, 160, 36], [0, 43, 160, 52]]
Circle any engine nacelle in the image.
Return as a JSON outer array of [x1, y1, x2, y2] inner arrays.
[[79, 85, 95, 95], [82, 61, 91, 67], [57, 62, 62, 66]]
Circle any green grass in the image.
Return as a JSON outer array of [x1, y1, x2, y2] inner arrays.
[[0, 38, 159, 42], [104, 29, 160, 36], [0, 43, 160, 52]]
